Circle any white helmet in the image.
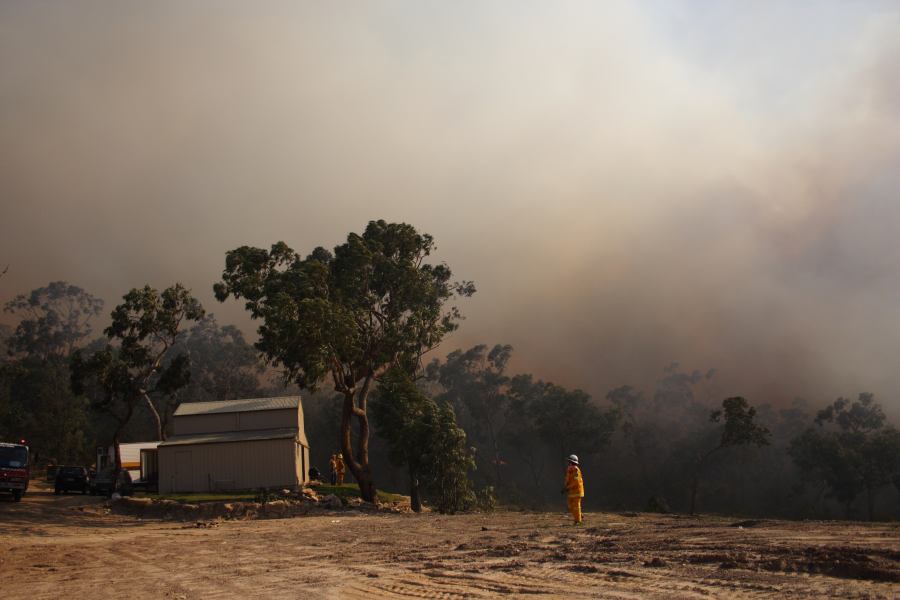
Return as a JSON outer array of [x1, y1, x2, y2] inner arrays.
[[567, 454, 579, 465]]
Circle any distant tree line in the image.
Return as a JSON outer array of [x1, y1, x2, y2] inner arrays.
[[365, 348, 896, 521], [0, 281, 271, 468], [2, 221, 898, 520]]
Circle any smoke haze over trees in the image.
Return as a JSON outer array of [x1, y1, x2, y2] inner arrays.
[[2, 276, 898, 519]]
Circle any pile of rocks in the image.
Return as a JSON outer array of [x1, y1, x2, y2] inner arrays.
[[108, 485, 403, 521]]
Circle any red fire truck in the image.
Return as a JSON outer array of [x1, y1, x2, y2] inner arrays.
[[0, 441, 30, 502]]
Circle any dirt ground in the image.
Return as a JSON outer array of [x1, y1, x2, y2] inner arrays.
[[2, 484, 898, 599]]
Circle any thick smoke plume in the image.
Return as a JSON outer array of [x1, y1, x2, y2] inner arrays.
[[2, 1, 899, 412]]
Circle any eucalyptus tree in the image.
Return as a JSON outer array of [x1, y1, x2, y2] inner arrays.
[[70, 347, 139, 473], [790, 393, 900, 520], [170, 314, 265, 403], [689, 396, 770, 515], [2, 282, 103, 463], [372, 368, 475, 512], [214, 220, 474, 501], [429, 344, 512, 489], [102, 284, 205, 441], [4, 281, 104, 361]]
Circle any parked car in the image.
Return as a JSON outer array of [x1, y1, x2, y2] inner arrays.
[[90, 467, 132, 496], [54, 466, 90, 494]]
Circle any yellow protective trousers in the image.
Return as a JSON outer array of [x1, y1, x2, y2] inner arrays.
[[567, 496, 582, 523]]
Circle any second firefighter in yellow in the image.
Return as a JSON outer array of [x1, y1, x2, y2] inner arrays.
[[335, 453, 346, 485], [564, 454, 584, 525]]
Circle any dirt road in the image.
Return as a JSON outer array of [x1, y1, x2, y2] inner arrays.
[[2, 486, 898, 599]]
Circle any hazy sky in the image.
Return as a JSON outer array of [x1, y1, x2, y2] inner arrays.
[[2, 1, 899, 412]]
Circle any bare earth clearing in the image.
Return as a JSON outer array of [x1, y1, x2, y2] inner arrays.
[[2, 485, 898, 599]]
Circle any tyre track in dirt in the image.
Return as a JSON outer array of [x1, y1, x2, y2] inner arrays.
[[3, 493, 898, 600]]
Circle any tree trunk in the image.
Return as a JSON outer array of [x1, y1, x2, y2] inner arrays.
[[111, 432, 122, 498], [523, 453, 544, 508], [409, 464, 422, 513], [143, 392, 165, 441], [485, 416, 503, 491], [690, 446, 721, 516], [689, 473, 699, 515], [340, 389, 377, 503]]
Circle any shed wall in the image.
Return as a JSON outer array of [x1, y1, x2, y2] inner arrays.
[[173, 409, 299, 435], [238, 409, 297, 431], [175, 413, 236, 435], [158, 438, 300, 493]]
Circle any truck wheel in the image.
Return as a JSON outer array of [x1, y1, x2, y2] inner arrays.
[[12, 490, 22, 502]]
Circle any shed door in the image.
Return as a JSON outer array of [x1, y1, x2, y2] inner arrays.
[[174, 451, 193, 492]]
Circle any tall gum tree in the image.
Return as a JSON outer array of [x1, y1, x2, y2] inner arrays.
[[690, 396, 770, 515], [71, 283, 204, 480], [4, 281, 104, 361], [105, 284, 205, 441], [214, 220, 475, 502]]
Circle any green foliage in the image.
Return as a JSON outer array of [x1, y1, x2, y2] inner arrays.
[[145, 492, 259, 503], [475, 485, 497, 511], [4, 281, 104, 361], [814, 393, 886, 432], [312, 483, 407, 504], [0, 282, 103, 464], [429, 344, 512, 490], [372, 368, 476, 513], [214, 220, 474, 501], [72, 284, 204, 443], [71, 346, 138, 425], [511, 374, 621, 459], [1, 358, 93, 464], [789, 393, 900, 520], [371, 369, 431, 471], [214, 221, 474, 391], [710, 397, 771, 449], [106, 284, 204, 371], [425, 344, 620, 508], [421, 399, 476, 513], [690, 397, 770, 514], [169, 314, 266, 402], [106, 284, 204, 439]]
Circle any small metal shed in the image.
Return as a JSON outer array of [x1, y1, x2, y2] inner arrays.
[[158, 396, 309, 493]]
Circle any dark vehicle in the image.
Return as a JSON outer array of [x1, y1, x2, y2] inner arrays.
[[54, 466, 90, 495], [130, 477, 157, 493], [0, 442, 30, 502], [90, 467, 132, 497]]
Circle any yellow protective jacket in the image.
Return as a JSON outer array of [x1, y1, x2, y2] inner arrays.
[[565, 465, 584, 498], [335, 456, 345, 474]]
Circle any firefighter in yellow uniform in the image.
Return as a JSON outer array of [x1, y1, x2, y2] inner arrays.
[[335, 453, 346, 485], [563, 454, 584, 525], [329, 454, 338, 485]]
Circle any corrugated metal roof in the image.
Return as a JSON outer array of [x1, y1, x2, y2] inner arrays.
[[174, 396, 301, 416], [158, 427, 300, 447]]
